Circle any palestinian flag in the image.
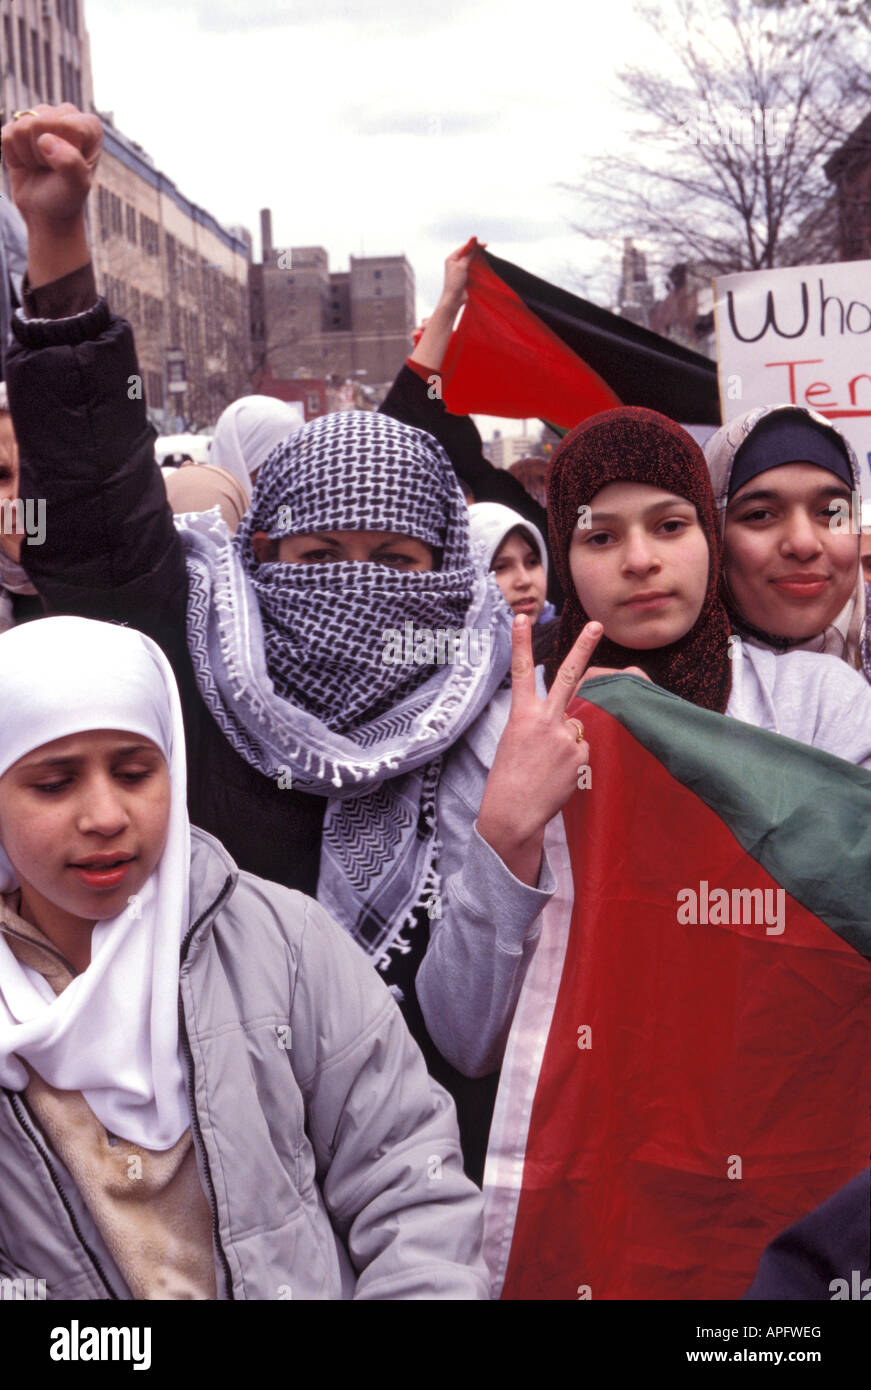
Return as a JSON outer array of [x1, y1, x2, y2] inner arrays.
[[440, 241, 720, 429], [483, 674, 871, 1301]]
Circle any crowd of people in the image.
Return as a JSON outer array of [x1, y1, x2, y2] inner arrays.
[[0, 103, 869, 1302]]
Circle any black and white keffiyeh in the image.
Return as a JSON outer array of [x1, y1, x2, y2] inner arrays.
[[177, 410, 511, 968]]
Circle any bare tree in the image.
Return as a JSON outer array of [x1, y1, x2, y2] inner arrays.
[[569, 0, 871, 283]]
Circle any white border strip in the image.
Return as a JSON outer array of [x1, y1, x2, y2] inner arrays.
[[482, 811, 575, 1297]]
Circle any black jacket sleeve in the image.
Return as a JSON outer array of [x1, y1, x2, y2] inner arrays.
[[379, 363, 562, 608], [6, 298, 191, 668]]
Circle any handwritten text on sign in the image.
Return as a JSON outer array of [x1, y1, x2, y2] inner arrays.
[[714, 260, 871, 486]]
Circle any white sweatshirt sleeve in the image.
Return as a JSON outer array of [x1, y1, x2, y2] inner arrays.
[[728, 643, 871, 770], [416, 683, 557, 1078]]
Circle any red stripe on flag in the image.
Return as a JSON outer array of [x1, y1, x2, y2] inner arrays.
[[500, 699, 871, 1300], [440, 243, 620, 428]]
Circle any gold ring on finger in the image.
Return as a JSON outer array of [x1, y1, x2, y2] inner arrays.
[[564, 716, 585, 744], [12, 110, 39, 120]]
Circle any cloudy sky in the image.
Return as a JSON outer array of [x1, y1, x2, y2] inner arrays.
[[85, 0, 656, 431]]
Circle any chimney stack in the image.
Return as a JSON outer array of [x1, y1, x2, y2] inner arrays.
[[260, 208, 273, 265]]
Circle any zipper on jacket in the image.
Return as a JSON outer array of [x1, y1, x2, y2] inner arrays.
[[178, 872, 236, 1300], [0, 925, 78, 977], [7, 1091, 119, 1299]]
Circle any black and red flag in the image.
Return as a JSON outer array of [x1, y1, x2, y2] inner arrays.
[[440, 240, 720, 430]]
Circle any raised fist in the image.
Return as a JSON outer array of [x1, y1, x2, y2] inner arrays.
[[1, 103, 102, 227]]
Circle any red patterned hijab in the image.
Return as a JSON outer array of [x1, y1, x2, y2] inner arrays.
[[546, 407, 732, 712]]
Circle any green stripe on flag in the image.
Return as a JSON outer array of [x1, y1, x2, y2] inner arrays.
[[579, 674, 871, 960]]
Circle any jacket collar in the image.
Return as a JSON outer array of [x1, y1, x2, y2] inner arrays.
[[181, 827, 240, 969]]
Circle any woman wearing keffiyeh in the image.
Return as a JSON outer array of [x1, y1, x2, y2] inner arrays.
[[177, 409, 513, 971]]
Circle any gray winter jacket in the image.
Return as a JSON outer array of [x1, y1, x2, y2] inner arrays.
[[0, 829, 489, 1300]]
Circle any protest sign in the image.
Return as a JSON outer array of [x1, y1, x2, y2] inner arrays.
[[714, 260, 871, 488]]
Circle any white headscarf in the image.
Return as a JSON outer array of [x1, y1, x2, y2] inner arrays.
[[0, 617, 191, 1150], [468, 502, 550, 577], [208, 395, 305, 502], [468, 502, 556, 623], [704, 404, 871, 682]]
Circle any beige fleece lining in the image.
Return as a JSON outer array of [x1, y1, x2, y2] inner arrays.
[[0, 893, 217, 1299]]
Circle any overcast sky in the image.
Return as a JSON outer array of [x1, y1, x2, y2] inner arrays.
[[86, 0, 656, 434]]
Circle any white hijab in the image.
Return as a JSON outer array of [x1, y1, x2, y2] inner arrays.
[[468, 502, 550, 578], [467, 502, 556, 624], [209, 395, 305, 502], [704, 403, 869, 679], [0, 617, 191, 1150]]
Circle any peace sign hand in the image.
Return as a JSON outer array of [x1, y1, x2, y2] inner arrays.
[[476, 614, 603, 887]]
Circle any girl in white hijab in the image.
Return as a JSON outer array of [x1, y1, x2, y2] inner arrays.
[[0, 614, 489, 1301], [467, 502, 556, 626], [0, 615, 190, 1150]]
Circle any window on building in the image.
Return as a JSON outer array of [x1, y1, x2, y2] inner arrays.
[[125, 204, 137, 244], [73, 65, 82, 108], [139, 215, 159, 257], [43, 40, 53, 101], [18, 19, 29, 85], [58, 0, 78, 35], [374, 287, 381, 296], [30, 29, 40, 92], [129, 288, 141, 322], [110, 193, 122, 236], [146, 372, 164, 409], [374, 270, 382, 279], [97, 185, 110, 241], [144, 296, 163, 334], [3, 18, 13, 77]]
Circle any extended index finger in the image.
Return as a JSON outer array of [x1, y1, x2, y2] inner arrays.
[[507, 613, 539, 715], [546, 621, 604, 715]]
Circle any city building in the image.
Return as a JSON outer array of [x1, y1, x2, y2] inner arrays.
[[825, 113, 871, 262], [616, 239, 716, 359], [251, 209, 416, 399], [0, 0, 92, 127], [617, 239, 655, 328], [92, 117, 251, 430], [484, 430, 542, 469], [648, 263, 715, 358], [2, 0, 251, 431]]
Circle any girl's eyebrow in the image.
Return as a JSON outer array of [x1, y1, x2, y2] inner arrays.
[[729, 482, 852, 507], [22, 744, 157, 771], [590, 496, 694, 523]]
